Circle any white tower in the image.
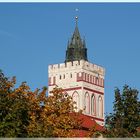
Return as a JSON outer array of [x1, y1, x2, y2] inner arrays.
[[48, 18, 105, 126]]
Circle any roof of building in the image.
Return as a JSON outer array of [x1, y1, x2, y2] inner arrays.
[[65, 17, 88, 62], [70, 113, 105, 137], [79, 114, 105, 131]]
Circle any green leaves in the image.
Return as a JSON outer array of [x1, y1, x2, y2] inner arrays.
[[105, 85, 140, 137]]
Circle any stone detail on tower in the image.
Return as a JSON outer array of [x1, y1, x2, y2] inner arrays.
[[48, 18, 105, 126]]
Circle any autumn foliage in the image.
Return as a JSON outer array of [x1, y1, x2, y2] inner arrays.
[[0, 71, 83, 137]]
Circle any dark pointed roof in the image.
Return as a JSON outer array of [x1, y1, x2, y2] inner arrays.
[[65, 17, 88, 62]]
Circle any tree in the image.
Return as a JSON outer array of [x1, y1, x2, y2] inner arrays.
[[105, 85, 140, 137], [0, 70, 83, 137], [0, 70, 30, 137], [27, 87, 83, 137], [87, 124, 104, 138]]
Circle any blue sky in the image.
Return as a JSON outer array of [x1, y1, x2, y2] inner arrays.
[[0, 3, 140, 114]]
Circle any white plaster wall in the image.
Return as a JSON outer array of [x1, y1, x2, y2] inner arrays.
[[48, 60, 105, 126]]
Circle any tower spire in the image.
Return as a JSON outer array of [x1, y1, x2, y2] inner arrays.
[[65, 17, 88, 62]]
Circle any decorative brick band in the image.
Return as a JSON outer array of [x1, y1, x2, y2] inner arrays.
[[83, 87, 104, 95], [63, 87, 82, 91], [61, 87, 104, 95]]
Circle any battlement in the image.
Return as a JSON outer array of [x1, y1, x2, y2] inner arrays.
[[48, 60, 105, 75]]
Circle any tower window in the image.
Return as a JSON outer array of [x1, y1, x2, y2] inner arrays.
[[83, 73, 85, 80], [102, 79, 104, 87], [63, 74, 65, 79], [93, 76, 96, 84], [53, 77, 56, 85], [87, 74, 89, 81], [99, 78, 101, 86], [86, 73, 88, 81], [98, 96, 103, 118], [85, 92, 90, 114], [70, 73, 72, 78], [60, 75, 61, 79], [72, 91, 79, 111], [91, 94, 96, 115], [96, 77, 99, 85], [90, 75, 92, 83], [79, 72, 82, 77]]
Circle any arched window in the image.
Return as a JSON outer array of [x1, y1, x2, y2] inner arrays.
[[85, 92, 90, 114], [98, 96, 103, 117], [91, 94, 96, 115], [79, 72, 82, 77], [72, 91, 79, 111]]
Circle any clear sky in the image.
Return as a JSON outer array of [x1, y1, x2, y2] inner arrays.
[[0, 3, 140, 114]]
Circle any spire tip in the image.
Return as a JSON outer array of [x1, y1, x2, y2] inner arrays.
[[75, 16, 78, 26]]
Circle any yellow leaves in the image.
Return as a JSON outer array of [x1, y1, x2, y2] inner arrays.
[[26, 87, 83, 137], [1, 75, 83, 138]]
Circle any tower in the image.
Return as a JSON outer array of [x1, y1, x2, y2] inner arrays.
[[48, 17, 105, 126]]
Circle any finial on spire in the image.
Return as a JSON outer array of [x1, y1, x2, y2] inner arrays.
[[75, 8, 79, 26], [75, 16, 78, 26]]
